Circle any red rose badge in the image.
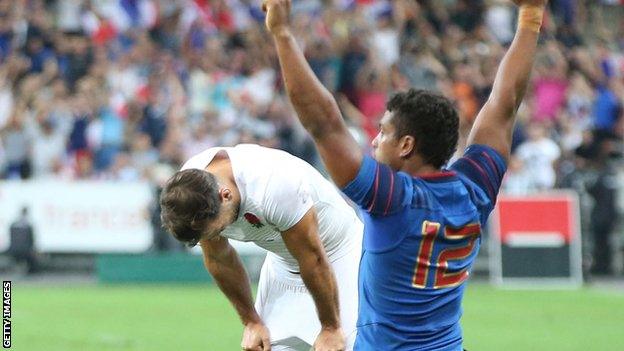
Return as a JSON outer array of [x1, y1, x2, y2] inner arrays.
[[244, 213, 264, 228]]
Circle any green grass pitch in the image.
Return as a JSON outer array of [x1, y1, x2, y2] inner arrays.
[[11, 283, 624, 350]]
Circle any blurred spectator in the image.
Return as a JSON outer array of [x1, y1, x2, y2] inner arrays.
[[31, 114, 65, 177], [576, 131, 623, 275], [550, 0, 577, 26], [355, 63, 390, 140], [532, 45, 569, 123], [1, 110, 31, 179], [339, 41, 367, 101], [371, 8, 400, 68], [593, 81, 623, 132], [450, 0, 485, 33], [485, 1, 514, 45], [515, 123, 561, 190], [501, 156, 533, 196], [9, 207, 38, 274], [587, 162, 619, 275]]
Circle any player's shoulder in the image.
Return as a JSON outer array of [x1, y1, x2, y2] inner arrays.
[[449, 144, 507, 177], [233, 147, 302, 195], [232, 144, 303, 166], [232, 143, 287, 157], [448, 144, 507, 215], [232, 143, 264, 153], [181, 147, 225, 170]]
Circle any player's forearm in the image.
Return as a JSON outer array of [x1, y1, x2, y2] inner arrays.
[[205, 252, 261, 325], [489, 5, 545, 117], [271, 29, 344, 138], [298, 254, 341, 330]]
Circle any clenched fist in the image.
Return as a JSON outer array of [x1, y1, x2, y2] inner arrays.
[[262, 0, 292, 36]]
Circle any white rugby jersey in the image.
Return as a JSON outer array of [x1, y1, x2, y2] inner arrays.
[[182, 144, 362, 270]]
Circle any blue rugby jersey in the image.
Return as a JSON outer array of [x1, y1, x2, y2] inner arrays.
[[342, 144, 506, 350]]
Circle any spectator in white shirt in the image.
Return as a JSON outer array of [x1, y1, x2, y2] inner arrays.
[[515, 122, 561, 190]]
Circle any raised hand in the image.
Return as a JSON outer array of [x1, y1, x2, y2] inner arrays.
[[262, 0, 292, 35]]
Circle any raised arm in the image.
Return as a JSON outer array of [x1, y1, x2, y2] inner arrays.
[[262, 0, 362, 188], [200, 237, 271, 351], [466, 0, 548, 161]]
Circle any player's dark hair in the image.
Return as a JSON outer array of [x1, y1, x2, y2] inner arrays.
[[387, 88, 459, 169], [160, 169, 221, 245]]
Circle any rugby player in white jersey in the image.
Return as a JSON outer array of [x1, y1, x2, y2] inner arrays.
[[160, 144, 362, 351]]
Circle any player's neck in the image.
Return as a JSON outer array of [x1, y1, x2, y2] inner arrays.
[[205, 158, 242, 212], [206, 152, 235, 185], [399, 157, 440, 177]]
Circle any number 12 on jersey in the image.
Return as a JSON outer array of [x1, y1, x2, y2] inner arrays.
[[412, 221, 481, 289]]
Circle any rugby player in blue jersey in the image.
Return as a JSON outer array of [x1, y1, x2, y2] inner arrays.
[[263, 0, 547, 349]]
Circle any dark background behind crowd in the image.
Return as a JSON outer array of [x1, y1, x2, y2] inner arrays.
[[1, 0, 623, 275]]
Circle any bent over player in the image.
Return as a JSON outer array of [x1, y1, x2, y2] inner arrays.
[[263, 0, 547, 349], [160, 144, 361, 351]]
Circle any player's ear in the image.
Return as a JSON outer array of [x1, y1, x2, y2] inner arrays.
[[219, 188, 232, 201], [399, 135, 416, 158]]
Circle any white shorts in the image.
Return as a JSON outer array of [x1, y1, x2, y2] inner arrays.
[[254, 241, 360, 351]]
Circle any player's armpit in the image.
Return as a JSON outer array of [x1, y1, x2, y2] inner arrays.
[[312, 128, 364, 188]]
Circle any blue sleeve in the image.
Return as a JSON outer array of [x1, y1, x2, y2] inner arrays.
[[341, 155, 408, 216], [450, 144, 507, 206]]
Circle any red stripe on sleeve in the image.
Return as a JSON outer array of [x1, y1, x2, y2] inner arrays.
[[383, 171, 395, 216], [464, 157, 495, 199], [481, 151, 501, 179], [367, 163, 380, 212]]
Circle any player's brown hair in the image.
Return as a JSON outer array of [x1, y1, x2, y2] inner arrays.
[[159, 169, 221, 246]]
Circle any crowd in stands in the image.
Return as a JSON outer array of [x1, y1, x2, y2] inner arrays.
[[0, 0, 622, 194]]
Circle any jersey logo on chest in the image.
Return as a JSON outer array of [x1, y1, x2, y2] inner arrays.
[[243, 212, 264, 229]]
